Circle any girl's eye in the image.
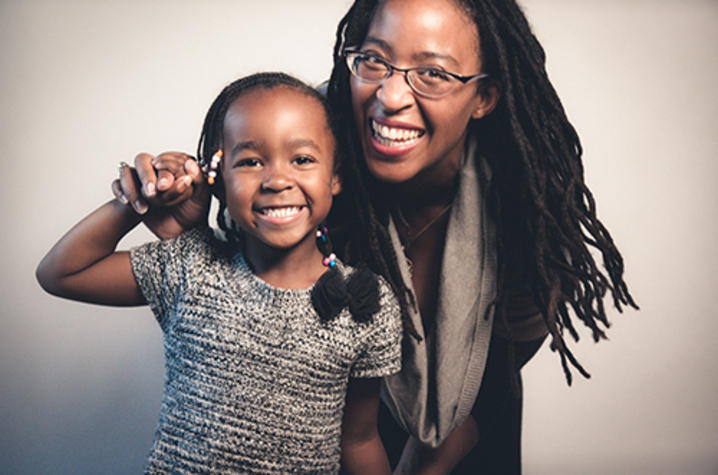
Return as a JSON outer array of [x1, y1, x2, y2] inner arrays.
[[293, 155, 316, 166], [235, 158, 262, 168]]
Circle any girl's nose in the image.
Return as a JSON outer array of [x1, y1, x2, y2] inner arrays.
[[376, 72, 415, 112], [261, 167, 294, 192]]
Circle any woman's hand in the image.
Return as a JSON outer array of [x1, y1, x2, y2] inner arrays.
[[394, 415, 478, 474], [112, 152, 211, 239]]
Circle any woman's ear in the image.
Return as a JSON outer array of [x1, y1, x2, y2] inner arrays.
[[471, 80, 501, 119]]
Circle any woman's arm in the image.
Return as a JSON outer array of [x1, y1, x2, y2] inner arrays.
[[340, 377, 391, 475], [36, 199, 145, 306]]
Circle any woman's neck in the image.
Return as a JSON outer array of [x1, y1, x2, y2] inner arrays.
[[392, 144, 463, 211], [243, 237, 327, 290]]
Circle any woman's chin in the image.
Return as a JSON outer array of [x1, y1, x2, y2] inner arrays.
[[365, 158, 418, 185]]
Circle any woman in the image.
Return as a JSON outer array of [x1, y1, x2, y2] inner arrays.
[[117, 0, 636, 471]]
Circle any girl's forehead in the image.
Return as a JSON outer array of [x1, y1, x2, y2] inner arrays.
[[222, 88, 334, 152], [227, 87, 327, 124]]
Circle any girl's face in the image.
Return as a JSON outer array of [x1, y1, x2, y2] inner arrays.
[[350, 0, 497, 187], [221, 87, 340, 252]]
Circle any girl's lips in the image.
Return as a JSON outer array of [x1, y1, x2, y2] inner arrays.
[[254, 205, 306, 226], [367, 118, 425, 158]]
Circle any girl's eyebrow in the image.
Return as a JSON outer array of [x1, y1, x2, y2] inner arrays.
[[288, 137, 322, 152], [231, 140, 263, 156], [363, 36, 460, 68]]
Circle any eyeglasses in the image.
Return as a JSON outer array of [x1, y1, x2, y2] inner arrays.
[[343, 49, 488, 99]]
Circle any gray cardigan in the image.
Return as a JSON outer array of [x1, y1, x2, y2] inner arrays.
[[381, 140, 498, 447]]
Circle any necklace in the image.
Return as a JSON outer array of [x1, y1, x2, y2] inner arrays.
[[397, 199, 455, 251]]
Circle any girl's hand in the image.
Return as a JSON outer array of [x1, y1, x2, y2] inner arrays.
[[112, 152, 210, 239]]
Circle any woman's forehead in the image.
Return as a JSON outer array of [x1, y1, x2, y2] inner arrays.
[[365, 0, 480, 64]]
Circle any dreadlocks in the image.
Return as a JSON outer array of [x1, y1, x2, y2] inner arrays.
[[327, 0, 637, 384]]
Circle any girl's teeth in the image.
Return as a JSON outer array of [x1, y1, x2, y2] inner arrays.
[[263, 207, 300, 217]]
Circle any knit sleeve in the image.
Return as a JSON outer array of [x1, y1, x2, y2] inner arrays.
[[129, 227, 208, 331], [350, 276, 402, 379]]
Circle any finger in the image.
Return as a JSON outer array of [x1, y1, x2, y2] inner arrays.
[[155, 174, 193, 204], [111, 178, 129, 205], [156, 168, 177, 192], [134, 152, 158, 199], [184, 158, 205, 185], [119, 162, 148, 214], [153, 152, 193, 191]]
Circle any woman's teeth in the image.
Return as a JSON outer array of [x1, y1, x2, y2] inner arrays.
[[260, 206, 301, 217], [371, 120, 423, 146]]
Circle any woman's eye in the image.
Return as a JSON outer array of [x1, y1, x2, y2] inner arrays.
[[359, 53, 387, 70], [418, 68, 452, 83]]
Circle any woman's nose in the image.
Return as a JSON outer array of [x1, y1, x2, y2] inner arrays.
[[376, 71, 415, 112]]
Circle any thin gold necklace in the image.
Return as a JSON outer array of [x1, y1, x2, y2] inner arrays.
[[397, 199, 455, 251]]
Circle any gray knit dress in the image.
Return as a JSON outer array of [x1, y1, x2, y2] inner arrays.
[[129, 228, 402, 473]]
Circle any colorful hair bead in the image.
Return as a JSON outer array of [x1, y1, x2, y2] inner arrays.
[[206, 150, 223, 185], [322, 253, 337, 268]]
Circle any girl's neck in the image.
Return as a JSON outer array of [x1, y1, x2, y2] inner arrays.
[[243, 237, 327, 290]]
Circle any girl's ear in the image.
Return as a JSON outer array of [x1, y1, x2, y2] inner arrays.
[[471, 80, 501, 120], [330, 174, 342, 196]]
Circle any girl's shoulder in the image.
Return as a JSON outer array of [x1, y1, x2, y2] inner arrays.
[[131, 226, 236, 272]]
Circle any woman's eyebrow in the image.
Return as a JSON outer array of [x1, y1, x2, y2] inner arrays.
[[362, 36, 459, 68], [412, 51, 460, 68], [363, 36, 393, 54]]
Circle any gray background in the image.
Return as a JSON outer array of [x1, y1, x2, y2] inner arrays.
[[2, 0, 716, 473]]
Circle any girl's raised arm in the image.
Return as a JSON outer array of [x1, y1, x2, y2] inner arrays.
[[36, 199, 146, 306]]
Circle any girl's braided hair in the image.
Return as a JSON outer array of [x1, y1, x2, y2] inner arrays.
[[327, 0, 638, 383], [197, 71, 340, 236], [196, 71, 382, 324]]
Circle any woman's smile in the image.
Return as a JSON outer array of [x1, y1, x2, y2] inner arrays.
[[368, 117, 425, 157], [350, 0, 492, 187]]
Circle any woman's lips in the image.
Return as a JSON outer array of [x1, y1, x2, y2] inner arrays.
[[368, 118, 424, 157]]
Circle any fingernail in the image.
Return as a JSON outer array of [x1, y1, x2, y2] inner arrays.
[[134, 200, 148, 215], [145, 182, 156, 197], [157, 177, 169, 189], [118, 194, 128, 205]]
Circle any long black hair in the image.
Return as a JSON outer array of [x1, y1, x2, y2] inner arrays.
[[327, 0, 637, 383]]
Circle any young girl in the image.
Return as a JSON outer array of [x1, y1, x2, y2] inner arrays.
[[36, 72, 403, 473]]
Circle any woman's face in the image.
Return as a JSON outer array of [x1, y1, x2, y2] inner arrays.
[[350, 0, 495, 188]]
